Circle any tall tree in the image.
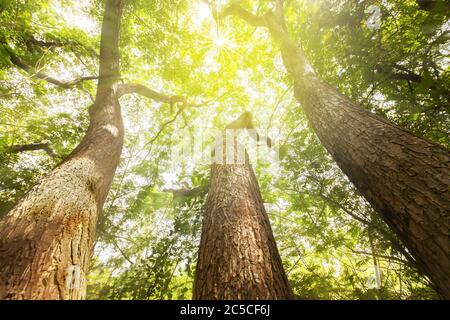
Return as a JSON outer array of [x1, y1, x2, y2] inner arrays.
[[0, 0, 181, 299], [221, 2, 450, 298], [194, 123, 292, 299]]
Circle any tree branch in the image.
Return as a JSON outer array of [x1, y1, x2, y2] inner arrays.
[[6, 143, 56, 157], [218, 2, 267, 27], [116, 83, 185, 104], [4, 44, 99, 89], [147, 107, 185, 144], [225, 112, 273, 147], [24, 35, 99, 58], [218, 2, 290, 41], [390, 72, 422, 83], [164, 184, 209, 199], [350, 249, 409, 265], [376, 64, 423, 83], [417, 0, 438, 10], [219, 3, 312, 76]]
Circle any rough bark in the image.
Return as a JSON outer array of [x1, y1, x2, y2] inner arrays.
[[294, 69, 450, 299], [193, 138, 292, 299], [223, 5, 450, 299], [0, 0, 124, 299]]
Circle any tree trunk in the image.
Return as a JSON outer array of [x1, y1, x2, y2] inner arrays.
[[222, 5, 450, 299], [271, 13, 450, 299], [293, 68, 450, 298], [0, 0, 124, 299], [193, 139, 292, 299]]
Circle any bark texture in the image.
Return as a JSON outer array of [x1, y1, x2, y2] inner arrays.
[[0, 0, 124, 299], [293, 71, 450, 299], [194, 141, 292, 300], [224, 5, 450, 299]]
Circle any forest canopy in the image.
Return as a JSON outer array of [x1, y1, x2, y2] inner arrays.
[[0, 0, 449, 300]]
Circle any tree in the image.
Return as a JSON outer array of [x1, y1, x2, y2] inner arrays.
[[297, 0, 449, 147], [0, 0, 445, 300], [193, 123, 292, 299], [0, 0, 181, 299], [221, 2, 450, 298]]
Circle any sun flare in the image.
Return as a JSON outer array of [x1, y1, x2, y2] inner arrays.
[[213, 36, 226, 48]]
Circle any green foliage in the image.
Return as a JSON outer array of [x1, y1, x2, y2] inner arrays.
[[1, 0, 446, 299], [291, 0, 449, 146]]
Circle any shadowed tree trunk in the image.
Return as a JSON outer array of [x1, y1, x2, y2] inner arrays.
[[416, 0, 450, 12], [0, 0, 125, 299], [222, 4, 450, 299], [193, 133, 292, 299]]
